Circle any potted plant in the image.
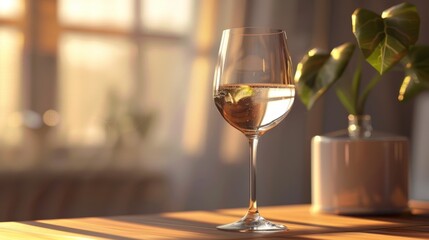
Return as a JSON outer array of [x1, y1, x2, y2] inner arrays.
[[294, 3, 429, 214]]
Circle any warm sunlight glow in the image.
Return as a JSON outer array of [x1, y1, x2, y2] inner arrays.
[[141, 0, 194, 34], [398, 76, 411, 101], [308, 49, 318, 57], [32, 217, 208, 239], [220, 125, 244, 164], [0, 0, 23, 19], [43, 109, 61, 127], [140, 40, 188, 148], [0, 27, 22, 145], [381, 11, 391, 19], [0, 222, 93, 239], [193, 0, 216, 52], [59, 0, 133, 29], [58, 33, 134, 146], [294, 63, 303, 81], [351, 14, 357, 33], [182, 56, 211, 155], [331, 48, 341, 60]]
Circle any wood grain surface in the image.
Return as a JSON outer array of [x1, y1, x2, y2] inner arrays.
[[0, 202, 428, 239]]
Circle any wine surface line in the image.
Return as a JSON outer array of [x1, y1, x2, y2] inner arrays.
[[214, 84, 295, 136]]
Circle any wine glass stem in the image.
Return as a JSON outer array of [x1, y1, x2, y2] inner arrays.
[[248, 136, 259, 214]]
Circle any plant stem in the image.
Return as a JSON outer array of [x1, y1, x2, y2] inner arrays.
[[358, 73, 382, 114], [352, 57, 363, 112]]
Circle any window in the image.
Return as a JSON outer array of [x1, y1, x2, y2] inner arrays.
[[58, 33, 134, 146], [0, 0, 23, 19], [141, 0, 194, 35], [57, 0, 197, 150], [0, 27, 23, 146], [0, 0, 224, 169], [0, 0, 24, 146], [59, 0, 133, 30]]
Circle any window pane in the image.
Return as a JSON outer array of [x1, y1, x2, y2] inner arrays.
[[58, 33, 134, 146], [141, 0, 194, 35], [0, 0, 23, 19], [59, 0, 133, 30], [0, 27, 22, 145], [139, 39, 189, 147]]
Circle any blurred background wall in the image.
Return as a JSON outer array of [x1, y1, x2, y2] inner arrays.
[[0, 0, 428, 221]]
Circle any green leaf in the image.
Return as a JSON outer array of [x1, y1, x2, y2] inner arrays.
[[398, 78, 427, 101], [399, 45, 429, 101], [352, 3, 420, 74], [294, 43, 355, 109]]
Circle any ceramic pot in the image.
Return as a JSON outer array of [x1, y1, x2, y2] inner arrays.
[[311, 115, 409, 214]]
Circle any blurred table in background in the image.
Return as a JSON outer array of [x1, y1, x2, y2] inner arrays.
[[0, 170, 167, 221], [0, 201, 428, 239]]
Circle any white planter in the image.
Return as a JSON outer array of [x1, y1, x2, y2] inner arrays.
[[311, 132, 409, 215]]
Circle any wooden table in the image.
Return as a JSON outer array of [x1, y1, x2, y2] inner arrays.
[[1, 201, 428, 239]]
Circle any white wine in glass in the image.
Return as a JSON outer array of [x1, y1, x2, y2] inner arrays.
[[213, 28, 295, 232]]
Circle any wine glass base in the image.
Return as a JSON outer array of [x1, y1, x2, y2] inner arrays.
[[216, 212, 287, 232]]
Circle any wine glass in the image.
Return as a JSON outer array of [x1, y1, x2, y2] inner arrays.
[[213, 27, 295, 232]]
